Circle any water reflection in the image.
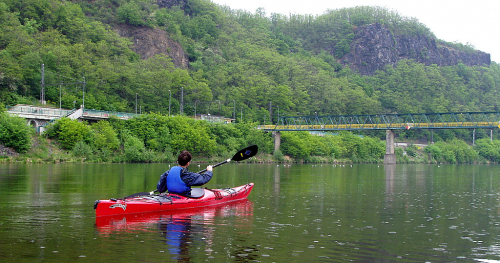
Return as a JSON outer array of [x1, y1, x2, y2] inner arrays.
[[274, 166, 280, 208], [95, 200, 253, 260], [385, 164, 395, 194], [5, 163, 500, 262]]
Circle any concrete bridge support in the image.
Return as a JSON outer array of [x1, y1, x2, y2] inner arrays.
[[273, 131, 281, 154], [384, 130, 396, 164]]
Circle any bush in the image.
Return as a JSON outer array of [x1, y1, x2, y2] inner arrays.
[[405, 144, 418, 157], [123, 134, 154, 162], [273, 149, 285, 162], [90, 121, 120, 150], [72, 140, 93, 159], [0, 113, 32, 153], [281, 131, 311, 159], [475, 138, 500, 162], [45, 118, 91, 150], [426, 140, 478, 164], [166, 116, 216, 156]]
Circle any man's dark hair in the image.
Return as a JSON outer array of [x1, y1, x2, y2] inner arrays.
[[178, 150, 192, 166]]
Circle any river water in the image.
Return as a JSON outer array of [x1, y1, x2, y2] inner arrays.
[[1, 163, 500, 262]]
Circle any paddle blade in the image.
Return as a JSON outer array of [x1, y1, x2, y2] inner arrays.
[[231, 145, 258, 162]]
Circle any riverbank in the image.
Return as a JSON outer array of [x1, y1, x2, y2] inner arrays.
[[0, 134, 495, 165], [0, 139, 354, 164]]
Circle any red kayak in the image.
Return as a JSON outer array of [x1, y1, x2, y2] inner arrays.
[[95, 199, 254, 235], [94, 183, 254, 217]]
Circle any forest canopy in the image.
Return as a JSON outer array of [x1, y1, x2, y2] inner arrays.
[[1, 0, 498, 122], [0, 0, 499, 163]]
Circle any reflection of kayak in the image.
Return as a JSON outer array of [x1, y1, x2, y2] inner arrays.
[[95, 199, 254, 234], [94, 183, 254, 217]]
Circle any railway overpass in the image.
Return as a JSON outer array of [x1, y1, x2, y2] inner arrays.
[[260, 112, 500, 164], [7, 104, 138, 133]]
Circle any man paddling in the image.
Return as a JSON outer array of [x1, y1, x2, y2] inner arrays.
[[157, 150, 213, 196]]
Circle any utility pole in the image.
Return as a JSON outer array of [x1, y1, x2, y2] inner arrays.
[[40, 64, 45, 105], [82, 77, 85, 109], [269, 101, 272, 124], [195, 100, 198, 118], [277, 106, 279, 124], [59, 83, 62, 109], [180, 87, 184, 114]]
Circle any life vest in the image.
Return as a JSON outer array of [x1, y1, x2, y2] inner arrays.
[[166, 166, 191, 194]]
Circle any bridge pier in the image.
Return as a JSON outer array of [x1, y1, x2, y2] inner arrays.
[[273, 131, 281, 154], [384, 130, 396, 164]]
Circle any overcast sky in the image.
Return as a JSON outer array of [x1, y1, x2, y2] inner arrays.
[[210, 0, 500, 63]]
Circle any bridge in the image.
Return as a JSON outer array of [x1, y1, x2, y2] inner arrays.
[[260, 112, 500, 164], [7, 104, 138, 133]]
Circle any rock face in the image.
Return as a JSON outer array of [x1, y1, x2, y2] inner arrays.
[[341, 23, 491, 75], [0, 144, 18, 157], [114, 24, 189, 68]]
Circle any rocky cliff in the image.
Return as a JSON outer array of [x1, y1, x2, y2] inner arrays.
[[341, 23, 491, 75], [114, 24, 189, 68]]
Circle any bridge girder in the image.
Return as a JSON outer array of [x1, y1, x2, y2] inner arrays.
[[263, 112, 500, 131]]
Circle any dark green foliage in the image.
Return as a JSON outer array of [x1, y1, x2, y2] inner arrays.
[[1, 0, 499, 163], [90, 121, 120, 150], [280, 131, 384, 162], [117, 1, 150, 27], [44, 118, 91, 150], [405, 144, 418, 157], [72, 140, 93, 158], [125, 113, 170, 151], [165, 116, 216, 156], [273, 149, 285, 162], [0, 112, 32, 153], [1, 0, 498, 124], [123, 131, 155, 162], [474, 138, 500, 163], [425, 140, 478, 164]]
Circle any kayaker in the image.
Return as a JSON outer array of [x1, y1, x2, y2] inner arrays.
[[157, 150, 213, 196]]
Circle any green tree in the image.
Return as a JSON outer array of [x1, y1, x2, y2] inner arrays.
[[166, 116, 216, 156], [0, 112, 32, 153], [123, 132, 152, 162], [44, 118, 91, 150], [475, 138, 500, 163], [116, 1, 148, 27], [90, 120, 120, 150], [281, 131, 311, 159]]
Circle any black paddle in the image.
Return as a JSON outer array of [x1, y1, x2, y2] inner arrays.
[[197, 144, 259, 173], [123, 145, 259, 199]]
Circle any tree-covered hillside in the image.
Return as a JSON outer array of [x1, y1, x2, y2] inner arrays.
[[2, 0, 500, 163], [1, 0, 499, 121]]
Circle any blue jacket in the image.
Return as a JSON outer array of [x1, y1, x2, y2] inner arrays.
[[157, 166, 213, 195]]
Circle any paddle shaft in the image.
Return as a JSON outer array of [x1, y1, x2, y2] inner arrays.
[[197, 158, 230, 174]]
